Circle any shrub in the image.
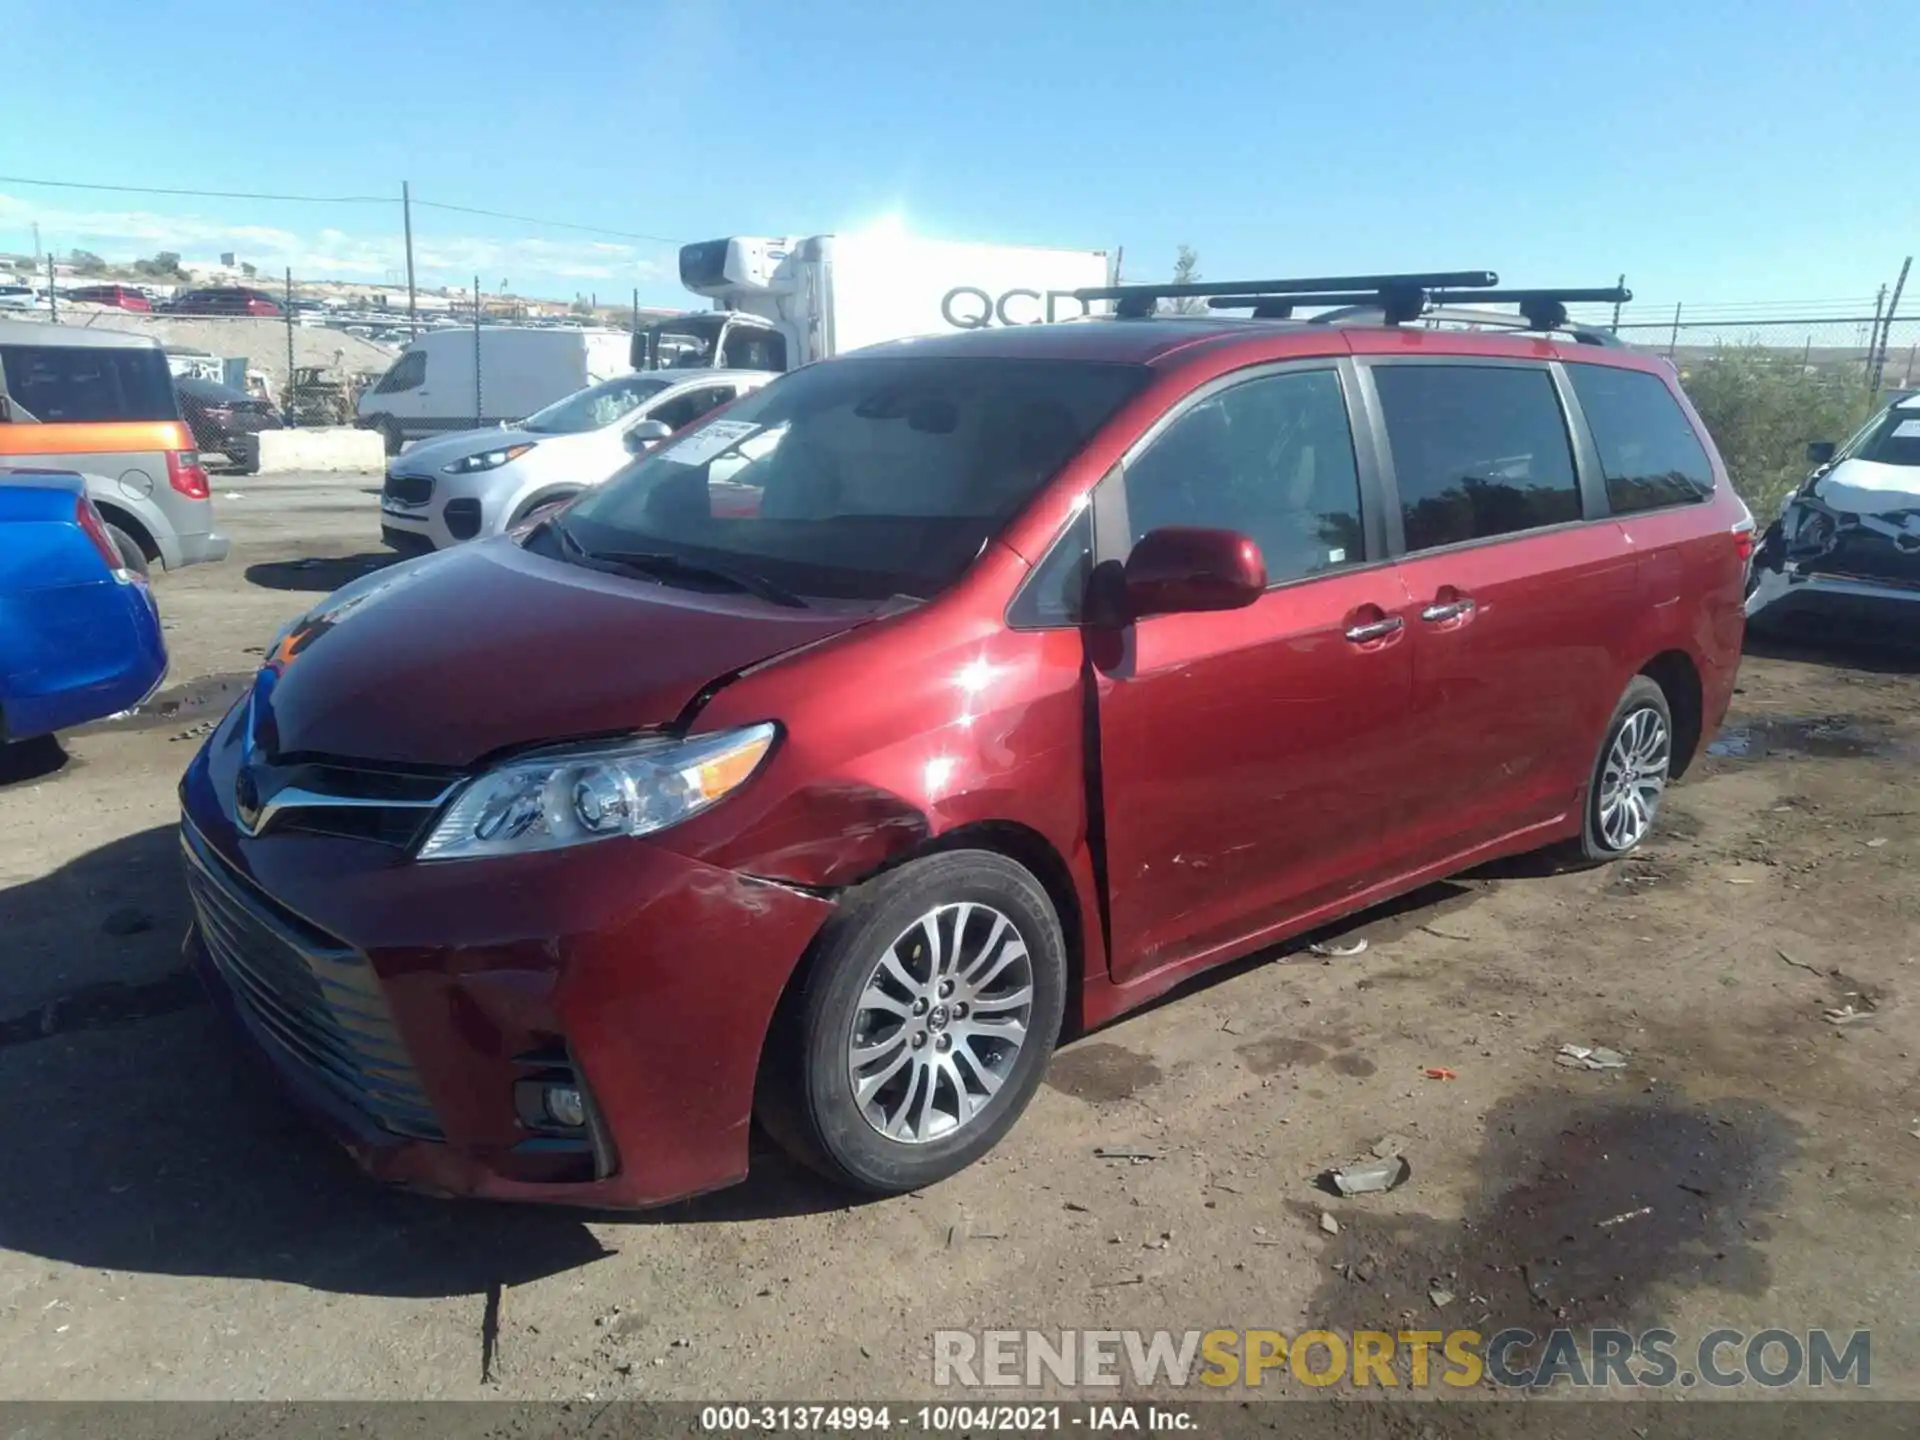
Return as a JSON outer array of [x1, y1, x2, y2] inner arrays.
[[1678, 344, 1876, 520]]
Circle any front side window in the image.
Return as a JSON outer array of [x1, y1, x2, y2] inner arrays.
[[1565, 363, 1714, 513], [721, 325, 786, 372], [522, 375, 671, 434], [642, 315, 726, 370], [561, 357, 1146, 601], [374, 351, 427, 394], [1373, 364, 1580, 552], [1122, 367, 1364, 585], [649, 385, 737, 433], [0, 343, 177, 422]]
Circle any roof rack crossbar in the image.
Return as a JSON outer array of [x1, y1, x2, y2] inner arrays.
[[1077, 270, 1499, 319]]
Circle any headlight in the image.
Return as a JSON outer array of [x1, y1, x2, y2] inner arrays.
[[416, 723, 777, 861], [444, 443, 535, 474]]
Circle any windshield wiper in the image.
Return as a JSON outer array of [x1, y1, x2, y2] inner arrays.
[[550, 520, 807, 608]]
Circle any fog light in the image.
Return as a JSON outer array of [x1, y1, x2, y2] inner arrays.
[[543, 1085, 586, 1129]]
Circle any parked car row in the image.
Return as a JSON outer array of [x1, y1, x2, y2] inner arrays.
[[183, 270, 1753, 1212]]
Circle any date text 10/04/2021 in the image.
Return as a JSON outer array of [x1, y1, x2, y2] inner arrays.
[[700, 1407, 1194, 1432]]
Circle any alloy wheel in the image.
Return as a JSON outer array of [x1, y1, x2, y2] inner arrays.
[[847, 902, 1035, 1144], [1598, 706, 1671, 851]]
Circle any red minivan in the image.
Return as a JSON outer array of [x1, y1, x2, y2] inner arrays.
[[179, 273, 1750, 1207]]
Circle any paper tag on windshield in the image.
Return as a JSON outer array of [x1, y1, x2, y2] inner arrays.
[[661, 418, 760, 467], [1894, 418, 1920, 439]]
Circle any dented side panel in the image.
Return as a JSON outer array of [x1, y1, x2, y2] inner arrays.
[[659, 543, 1107, 974]]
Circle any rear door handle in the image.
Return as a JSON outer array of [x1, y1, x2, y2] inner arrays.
[[1421, 598, 1477, 623], [1344, 616, 1404, 643]]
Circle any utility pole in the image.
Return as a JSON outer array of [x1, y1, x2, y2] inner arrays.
[[1866, 285, 1887, 378], [1666, 302, 1682, 361], [46, 254, 57, 323], [473, 274, 483, 427], [402, 180, 419, 341], [30, 222, 41, 262], [1611, 273, 1626, 333], [1868, 257, 1911, 399], [285, 268, 297, 422]]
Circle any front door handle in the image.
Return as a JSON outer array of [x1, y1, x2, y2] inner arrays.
[[1344, 616, 1404, 643], [1421, 598, 1477, 623]]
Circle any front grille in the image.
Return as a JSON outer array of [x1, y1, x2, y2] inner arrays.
[[183, 823, 442, 1140], [383, 471, 434, 506]]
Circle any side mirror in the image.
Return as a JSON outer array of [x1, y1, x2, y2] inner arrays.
[[1121, 526, 1266, 620], [1806, 440, 1836, 465], [624, 418, 673, 454]]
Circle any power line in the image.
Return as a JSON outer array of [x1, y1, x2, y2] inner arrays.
[[410, 199, 682, 246], [0, 174, 392, 204], [0, 172, 684, 248]]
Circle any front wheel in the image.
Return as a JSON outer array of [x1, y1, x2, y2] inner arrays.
[[757, 850, 1067, 1195], [1577, 675, 1674, 862]]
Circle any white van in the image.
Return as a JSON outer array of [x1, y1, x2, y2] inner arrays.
[[357, 327, 631, 453]]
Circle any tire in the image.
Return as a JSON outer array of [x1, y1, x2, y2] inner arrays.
[[1574, 676, 1674, 863], [757, 850, 1068, 1196], [105, 524, 150, 579]]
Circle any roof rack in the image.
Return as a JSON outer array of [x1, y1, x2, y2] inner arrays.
[[1075, 270, 1631, 341], [1073, 270, 1499, 321]]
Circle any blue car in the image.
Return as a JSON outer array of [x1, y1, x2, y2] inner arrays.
[[0, 467, 167, 744]]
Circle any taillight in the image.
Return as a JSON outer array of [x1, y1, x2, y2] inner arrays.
[[75, 496, 133, 581], [166, 448, 211, 500]]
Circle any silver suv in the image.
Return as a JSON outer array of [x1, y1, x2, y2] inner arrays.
[[0, 318, 229, 576]]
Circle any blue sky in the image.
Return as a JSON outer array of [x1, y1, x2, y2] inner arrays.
[[1, 0, 1912, 318]]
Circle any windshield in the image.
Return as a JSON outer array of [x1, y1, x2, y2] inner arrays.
[[522, 375, 674, 434], [642, 315, 725, 370], [558, 356, 1147, 601], [1852, 407, 1920, 468]]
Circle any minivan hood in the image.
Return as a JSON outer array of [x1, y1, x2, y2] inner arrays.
[[253, 541, 865, 767], [391, 427, 545, 471]]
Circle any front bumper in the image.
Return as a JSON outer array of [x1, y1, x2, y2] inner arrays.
[[1745, 563, 1920, 640], [179, 714, 834, 1208]]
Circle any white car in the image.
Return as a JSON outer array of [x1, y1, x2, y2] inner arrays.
[[378, 368, 770, 552], [0, 283, 49, 312]]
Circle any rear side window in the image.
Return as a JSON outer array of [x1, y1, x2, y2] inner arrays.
[[375, 351, 426, 394], [0, 343, 178, 423], [1565, 364, 1714, 512], [1373, 364, 1580, 552]]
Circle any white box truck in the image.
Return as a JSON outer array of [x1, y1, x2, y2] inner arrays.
[[359, 326, 631, 453], [633, 233, 1113, 373]]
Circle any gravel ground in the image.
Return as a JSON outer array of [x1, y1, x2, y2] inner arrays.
[[2, 472, 1917, 1411]]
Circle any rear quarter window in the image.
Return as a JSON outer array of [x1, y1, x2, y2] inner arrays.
[[0, 343, 179, 423], [1565, 363, 1714, 513]]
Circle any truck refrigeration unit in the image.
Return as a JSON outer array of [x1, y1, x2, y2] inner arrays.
[[633, 232, 1113, 373]]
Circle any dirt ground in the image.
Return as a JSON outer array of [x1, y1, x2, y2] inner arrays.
[[2, 472, 1917, 1406]]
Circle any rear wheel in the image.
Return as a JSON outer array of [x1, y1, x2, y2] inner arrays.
[[1577, 676, 1674, 862], [757, 850, 1067, 1196], [105, 524, 150, 579]]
